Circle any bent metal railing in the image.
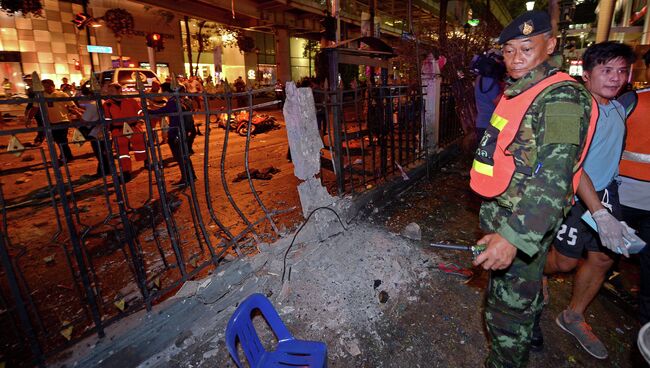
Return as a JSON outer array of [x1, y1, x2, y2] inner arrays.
[[0, 76, 464, 366], [0, 76, 298, 366]]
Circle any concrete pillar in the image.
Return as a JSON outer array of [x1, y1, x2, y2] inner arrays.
[[283, 82, 343, 241], [596, 0, 616, 43], [275, 27, 291, 83], [421, 53, 441, 151], [615, 0, 634, 42]]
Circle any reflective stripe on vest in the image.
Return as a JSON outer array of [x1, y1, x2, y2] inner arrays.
[[619, 89, 650, 181], [622, 150, 650, 164], [470, 72, 598, 198]]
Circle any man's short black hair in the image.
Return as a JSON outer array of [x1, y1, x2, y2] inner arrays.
[[643, 49, 650, 66], [582, 41, 636, 71]]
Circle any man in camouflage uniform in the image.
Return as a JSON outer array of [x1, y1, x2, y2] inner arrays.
[[471, 11, 595, 368]]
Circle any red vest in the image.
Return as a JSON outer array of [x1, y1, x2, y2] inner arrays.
[[102, 98, 142, 128], [470, 72, 598, 198], [619, 88, 650, 181]]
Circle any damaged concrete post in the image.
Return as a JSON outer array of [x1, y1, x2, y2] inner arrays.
[[422, 53, 441, 152], [283, 82, 348, 241]]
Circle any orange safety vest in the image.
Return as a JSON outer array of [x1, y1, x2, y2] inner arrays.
[[470, 72, 598, 198], [619, 88, 650, 181]]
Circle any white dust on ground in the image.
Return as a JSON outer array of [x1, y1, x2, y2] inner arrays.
[[145, 221, 444, 367]]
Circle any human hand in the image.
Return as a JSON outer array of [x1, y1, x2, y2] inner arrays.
[[592, 209, 630, 257], [473, 233, 518, 270]]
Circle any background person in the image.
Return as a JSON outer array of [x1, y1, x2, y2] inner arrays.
[[32, 79, 76, 163], [147, 80, 168, 144], [74, 85, 111, 177], [102, 83, 147, 182], [150, 83, 196, 188], [472, 50, 505, 143], [543, 41, 636, 360], [619, 49, 650, 327], [23, 77, 44, 146], [60, 77, 72, 96]]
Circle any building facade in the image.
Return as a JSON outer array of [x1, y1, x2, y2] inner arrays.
[[0, 0, 91, 94]]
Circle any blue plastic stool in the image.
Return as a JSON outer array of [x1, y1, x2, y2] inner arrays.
[[225, 293, 327, 368]]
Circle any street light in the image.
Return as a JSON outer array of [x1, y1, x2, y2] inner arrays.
[[526, 1, 535, 11]]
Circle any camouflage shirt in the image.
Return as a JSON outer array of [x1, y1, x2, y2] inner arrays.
[[481, 57, 594, 257]]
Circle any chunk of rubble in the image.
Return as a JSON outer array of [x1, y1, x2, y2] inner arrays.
[[401, 222, 421, 240]]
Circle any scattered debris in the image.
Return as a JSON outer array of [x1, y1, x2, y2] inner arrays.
[[346, 339, 362, 356], [401, 222, 422, 240], [114, 299, 126, 312], [60, 321, 73, 341], [437, 263, 473, 279], [233, 167, 280, 182], [378, 290, 389, 303]]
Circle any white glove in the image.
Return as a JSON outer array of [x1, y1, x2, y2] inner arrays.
[[592, 209, 630, 257]]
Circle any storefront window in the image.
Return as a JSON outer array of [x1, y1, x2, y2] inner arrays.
[[0, 51, 25, 96], [139, 62, 170, 80], [290, 37, 317, 82]]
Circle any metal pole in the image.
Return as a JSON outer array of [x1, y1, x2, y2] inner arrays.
[[33, 81, 105, 338], [184, 16, 194, 76], [328, 49, 344, 194], [643, 1, 650, 44], [82, 0, 95, 75], [614, 0, 631, 42], [147, 46, 157, 74], [0, 225, 44, 366], [334, 0, 340, 43]]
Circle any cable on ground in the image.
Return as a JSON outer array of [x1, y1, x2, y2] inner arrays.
[[281, 206, 348, 283]]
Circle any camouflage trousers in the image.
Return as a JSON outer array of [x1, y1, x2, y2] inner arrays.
[[480, 201, 561, 368]]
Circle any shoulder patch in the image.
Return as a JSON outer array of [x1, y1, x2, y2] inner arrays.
[[543, 102, 583, 145]]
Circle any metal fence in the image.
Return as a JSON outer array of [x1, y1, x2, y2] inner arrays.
[[0, 81, 296, 366], [314, 84, 427, 195], [0, 77, 464, 366], [438, 83, 464, 146], [313, 82, 464, 195]]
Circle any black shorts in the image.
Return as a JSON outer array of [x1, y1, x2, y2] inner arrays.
[[553, 181, 622, 259]]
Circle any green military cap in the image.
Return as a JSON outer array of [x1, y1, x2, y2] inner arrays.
[[498, 10, 552, 44]]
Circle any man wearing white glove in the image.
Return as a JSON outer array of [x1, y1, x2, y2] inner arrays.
[[541, 42, 636, 360]]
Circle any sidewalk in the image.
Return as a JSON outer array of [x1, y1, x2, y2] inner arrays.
[[55, 155, 643, 368]]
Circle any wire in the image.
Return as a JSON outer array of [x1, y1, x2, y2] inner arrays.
[[281, 206, 348, 283], [194, 207, 348, 305]]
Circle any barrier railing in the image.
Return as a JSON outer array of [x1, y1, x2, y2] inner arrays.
[[0, 79, 295, 366], [313, 84, 429, 195]]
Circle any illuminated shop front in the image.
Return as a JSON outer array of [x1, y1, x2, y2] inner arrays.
[[0, 1, 91, 93], [180, 19, 284, 85]]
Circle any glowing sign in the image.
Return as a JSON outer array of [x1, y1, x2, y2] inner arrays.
[[247, 69, 256, 80], [568, 60, 583, 77], [86, 45, 113, 54]]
